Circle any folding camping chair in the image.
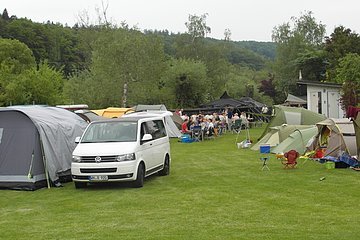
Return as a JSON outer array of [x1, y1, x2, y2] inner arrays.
[[191, 125, 202, 142], [259, 144, 270, 171], [235, 119, 251, 146], [232, 119, 242, 134], [282, 150, 299, 169]]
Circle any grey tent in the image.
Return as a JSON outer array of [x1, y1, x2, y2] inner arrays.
[[74, 109, 107, 123], [132, 104, 183, 132], [283, 94, 307, 107], [134, 104, 167, 111], [0, 106, 88, 190], [123, 110, 182, 138], [133, 104, 183, 129]]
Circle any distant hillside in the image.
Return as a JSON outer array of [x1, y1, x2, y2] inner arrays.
[[234, 41, 276, 60], [205, 38, 276, 70], [207, 38, 276, 60], [148, 30, 275, 71]]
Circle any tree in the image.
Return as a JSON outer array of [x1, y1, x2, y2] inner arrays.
[[272, 11, 326, 97], [2, 8, 9, 20], [185, 13, 211, 43], [0, 61, 64, 106], [295, 49, 326, 81], [161, 58, 208, 108], [0, 38, 35, 74], [334, 53, 360, 110], [225, 65, 271, 103], [324, 26, 360, 80], [258, 73, 276, 98], [85, 29, 166, 108], [224, 28, 231, 41], [175, 13, 211, 60]]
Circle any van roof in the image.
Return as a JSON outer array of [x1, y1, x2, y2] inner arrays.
[[91, 115, 162, 124]]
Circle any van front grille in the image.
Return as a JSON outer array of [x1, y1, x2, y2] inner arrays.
[[80, 168, 117, 173], [80, 156, 117, 163]]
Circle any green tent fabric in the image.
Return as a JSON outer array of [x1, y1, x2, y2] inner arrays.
[[352, 113, 360, 158], [251, 124, 314, 150], [283, 94, 307, 106], [271, 126, 318, 155], [258, 105, 326, 140]]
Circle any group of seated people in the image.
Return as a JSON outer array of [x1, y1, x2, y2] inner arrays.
[[180, 111, 250, 140]]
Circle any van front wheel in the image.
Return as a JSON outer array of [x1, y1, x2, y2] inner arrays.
[[159, 155, 170, 176], [132, 163, 145, 188]]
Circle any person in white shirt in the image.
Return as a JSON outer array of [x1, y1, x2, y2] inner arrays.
[[240, 112, 249, 128]]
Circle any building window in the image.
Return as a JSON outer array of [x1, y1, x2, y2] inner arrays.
[[317, 92, 322, 114]]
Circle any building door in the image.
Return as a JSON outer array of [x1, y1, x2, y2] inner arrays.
[[309, 91, 321, 114], [328, 91, 340, 118]]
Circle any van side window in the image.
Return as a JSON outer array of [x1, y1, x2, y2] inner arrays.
[[155, 120, 167, 138], [145, 120, 166, 140], [140, 122, 148, 140]]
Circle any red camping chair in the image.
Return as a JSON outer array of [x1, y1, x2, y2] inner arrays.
[[282, 150, 299, 169]]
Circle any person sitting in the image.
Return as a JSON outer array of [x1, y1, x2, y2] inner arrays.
[[181, 119, 191, 134]]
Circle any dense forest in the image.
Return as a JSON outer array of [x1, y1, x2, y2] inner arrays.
[[0, 8, 359, 110]]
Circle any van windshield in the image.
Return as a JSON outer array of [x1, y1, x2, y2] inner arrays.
[[81, 121, 138, 143]]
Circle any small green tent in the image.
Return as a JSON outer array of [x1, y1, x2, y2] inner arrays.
[[251, 124, 314, 150], [271, 126, 318, 154], [258, 105, 326, 140]]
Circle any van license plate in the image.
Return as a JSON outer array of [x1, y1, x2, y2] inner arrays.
[[89, 175, 108, 181]]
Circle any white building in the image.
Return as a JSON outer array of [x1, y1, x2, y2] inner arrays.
[[298, 80, 344, 118]]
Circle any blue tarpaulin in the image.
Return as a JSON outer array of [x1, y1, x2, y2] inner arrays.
[[322, 152, 359, 167]]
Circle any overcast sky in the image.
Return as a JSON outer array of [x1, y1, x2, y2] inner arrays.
[[1, 0, 359, 41]]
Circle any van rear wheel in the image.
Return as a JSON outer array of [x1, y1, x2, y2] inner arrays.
[[159, 155, 170, 176], [132, 163, 145, 188]]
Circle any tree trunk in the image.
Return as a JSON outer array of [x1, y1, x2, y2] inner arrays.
[[122, 82, 128, 107]]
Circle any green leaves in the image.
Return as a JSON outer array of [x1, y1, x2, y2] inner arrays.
[[0, 61, 64, 106], [0, 38, 35, 74], [271, 11, 326, 99], [334, 53, 360, 109], [162, 58, 208, 108], [0, 39, 65, 106]]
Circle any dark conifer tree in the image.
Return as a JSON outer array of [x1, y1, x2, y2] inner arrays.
[[2, 8, 10, 20]]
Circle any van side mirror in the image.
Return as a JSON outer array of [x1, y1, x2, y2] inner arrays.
[[141, 134, 153, 143], [75, 136, 81, 144]]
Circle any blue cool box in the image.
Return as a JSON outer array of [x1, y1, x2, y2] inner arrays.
[[260, 145, 270, 153]]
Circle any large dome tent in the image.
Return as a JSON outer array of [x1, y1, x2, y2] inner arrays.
[[0, 106, 88, 190]]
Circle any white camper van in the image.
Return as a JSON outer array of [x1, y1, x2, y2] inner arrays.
[[71, 116, 171, 188]]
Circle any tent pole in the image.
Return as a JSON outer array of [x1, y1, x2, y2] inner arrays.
[[40, 139, 51, 189], [27, 150, 35, 179]]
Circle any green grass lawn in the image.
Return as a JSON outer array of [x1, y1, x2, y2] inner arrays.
[[1, 127, 359, 239]]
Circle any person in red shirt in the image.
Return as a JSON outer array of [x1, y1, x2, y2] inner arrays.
[[181, 119, 191, 134]]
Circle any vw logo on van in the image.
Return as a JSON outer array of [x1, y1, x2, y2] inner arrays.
[[94, 156, 102, 163]]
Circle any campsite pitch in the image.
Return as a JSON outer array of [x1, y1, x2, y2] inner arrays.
[[0, 127, 359, 240]]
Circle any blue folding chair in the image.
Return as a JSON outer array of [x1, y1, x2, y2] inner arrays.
[[259, 144, 270, 171], [191, 125, 202, 142]]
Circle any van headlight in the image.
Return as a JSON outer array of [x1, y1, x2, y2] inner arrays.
[[72, 155, 81, 163], [115, 153, 135, 162]]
